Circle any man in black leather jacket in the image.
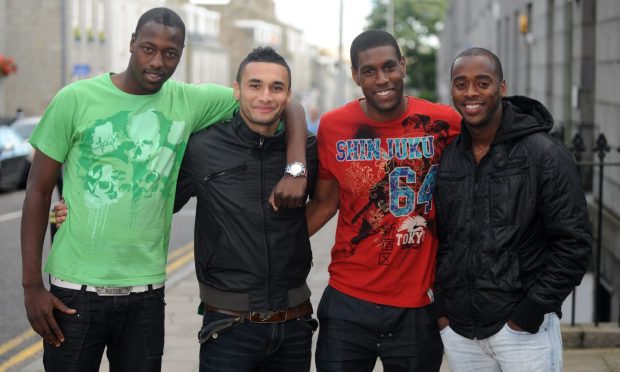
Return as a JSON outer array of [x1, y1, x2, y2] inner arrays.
[[434, 47, 591, 372], [174, 47, 318, 372]]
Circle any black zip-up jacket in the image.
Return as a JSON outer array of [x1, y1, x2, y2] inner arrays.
[[174, 113, 318, 311], [434, 96, 592, 339]]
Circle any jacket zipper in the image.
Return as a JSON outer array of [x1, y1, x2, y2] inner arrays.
[[203, 164, 246, 182], [468, 151, 480, 338], [257, 136, 272, 308]]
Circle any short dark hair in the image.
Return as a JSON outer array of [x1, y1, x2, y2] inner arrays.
[[451, 47, 504, 81], [134, 7, 186, 44], [350, 30, 402, 70], [236, 47, 292, 90]]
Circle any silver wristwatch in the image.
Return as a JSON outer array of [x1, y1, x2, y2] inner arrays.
[[284, 162, 307, 177]]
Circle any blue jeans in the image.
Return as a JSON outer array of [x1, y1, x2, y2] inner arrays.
[[43, 285, 166, 372], [315, 286, 443, 372], [440, 313, 563, 372], [198, 310, 317, 372]]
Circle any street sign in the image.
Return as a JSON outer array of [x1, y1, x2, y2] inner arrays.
[[73, 63, 91, 77]]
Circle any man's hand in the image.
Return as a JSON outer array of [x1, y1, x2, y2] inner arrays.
[[269, 175, 307, 211], [24, 285, 76, 347], [437, 316, 450, 331], [507, 320, 525, 332], [51, 199, 67, 228]]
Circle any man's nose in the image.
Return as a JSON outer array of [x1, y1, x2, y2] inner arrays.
[[375, 69, 391, 85], [464, 84, 479, 98], [258, 87, 272, 102], [149, 53, 164, 69]]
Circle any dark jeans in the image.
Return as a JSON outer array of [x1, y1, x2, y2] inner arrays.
[[43, 284, 166, 372], [315, 286, 443, 372], [198, 310, 318, 372]]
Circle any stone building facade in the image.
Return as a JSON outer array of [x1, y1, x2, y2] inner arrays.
[[0, 0, 229, 117]]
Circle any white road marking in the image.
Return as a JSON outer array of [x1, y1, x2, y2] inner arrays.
[[0, 210, 21, 222]]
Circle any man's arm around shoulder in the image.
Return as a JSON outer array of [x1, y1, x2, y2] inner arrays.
[[272, 101, 308, 209]]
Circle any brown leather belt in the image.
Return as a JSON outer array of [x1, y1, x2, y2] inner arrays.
[[205, 300, 313, 323]]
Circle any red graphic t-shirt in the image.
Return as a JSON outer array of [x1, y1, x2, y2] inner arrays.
[[317, 97, 461, 307]]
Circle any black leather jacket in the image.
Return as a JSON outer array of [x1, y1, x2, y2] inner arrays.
[[175, 113, 317, 311], [434, 96, 591, 339]]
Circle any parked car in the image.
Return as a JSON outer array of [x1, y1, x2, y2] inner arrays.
[[0, 125, 32, 190], [11, 115, 41, 140]]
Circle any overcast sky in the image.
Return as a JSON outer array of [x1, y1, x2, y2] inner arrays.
[[274, 0, 374, 55]]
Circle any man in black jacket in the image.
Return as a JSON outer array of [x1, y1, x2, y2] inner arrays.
[[434, 47, 591, 371], [174, 47, 318, 372]]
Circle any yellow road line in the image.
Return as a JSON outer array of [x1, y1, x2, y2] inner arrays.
[[0, 242, 195, 372], [168, 241, 193, 261], [0, 341, 42, 372], [0, 329, 35, 357], [166, 248, 194, 274]]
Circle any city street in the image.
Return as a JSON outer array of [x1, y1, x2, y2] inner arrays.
[[0, 189, 39, 349], [0, 188, 198, 371]]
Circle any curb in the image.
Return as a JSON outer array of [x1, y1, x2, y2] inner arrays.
[[563, 323, 620, 349]]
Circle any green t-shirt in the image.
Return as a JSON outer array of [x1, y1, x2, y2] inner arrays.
[[30, 73, 238, 286]]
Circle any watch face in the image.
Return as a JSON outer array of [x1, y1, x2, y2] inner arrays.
[[290, 163, 303, 174]]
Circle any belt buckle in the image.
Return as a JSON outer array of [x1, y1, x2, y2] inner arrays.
[[95, 286, 132, 296], [256, 310, 276, 322], [251, 309, 287, 322]]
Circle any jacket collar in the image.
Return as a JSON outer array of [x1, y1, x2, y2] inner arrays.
[[454, 95, 553, 153], [231, 111, 286, 150]]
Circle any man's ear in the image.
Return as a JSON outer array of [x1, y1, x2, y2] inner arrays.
[[351, 67, 360, 86], [500, 80, 507, 97], [130, 33, 136, 53], [233, 81, 241, 100], [286, 88, 292, 104]]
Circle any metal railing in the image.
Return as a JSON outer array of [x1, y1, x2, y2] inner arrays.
[[560, 128, 620, 326]]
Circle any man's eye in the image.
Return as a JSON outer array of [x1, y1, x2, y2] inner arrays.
[[454, 82, 465, 89], [143, 47, 153, 53], [165, 51, 178, 58], [479, 82, 489, 88]]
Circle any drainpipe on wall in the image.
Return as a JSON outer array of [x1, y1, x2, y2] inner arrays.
[[60, 0, 67, 88], [563, 0, 573, 139]]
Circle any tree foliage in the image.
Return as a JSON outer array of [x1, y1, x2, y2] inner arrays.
[[366, 0, 448, 101]]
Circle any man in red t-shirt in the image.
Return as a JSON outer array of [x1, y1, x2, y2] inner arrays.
[[306, 30, 461, 371]]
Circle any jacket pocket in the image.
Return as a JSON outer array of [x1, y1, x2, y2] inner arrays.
[[489, 250, 523, 292], [488, 167, 528, 227], [202, 163, 247, 183], [198, 314, 241, 344], [200, 161, 250, 221]]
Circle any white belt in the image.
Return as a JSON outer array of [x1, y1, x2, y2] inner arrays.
[[50, 275, 164, 296]]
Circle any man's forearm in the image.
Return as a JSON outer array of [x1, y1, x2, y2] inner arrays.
[[305, 178, 339, 235], [306, 199, 337, 236], [283, 101, 307, 164], [21, 191, 53, 288]]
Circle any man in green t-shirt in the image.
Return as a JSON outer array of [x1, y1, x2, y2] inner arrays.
[[21, 7, 307, 372]]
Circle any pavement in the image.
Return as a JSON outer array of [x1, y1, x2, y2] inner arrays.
[[19, 217, 620, 372]]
